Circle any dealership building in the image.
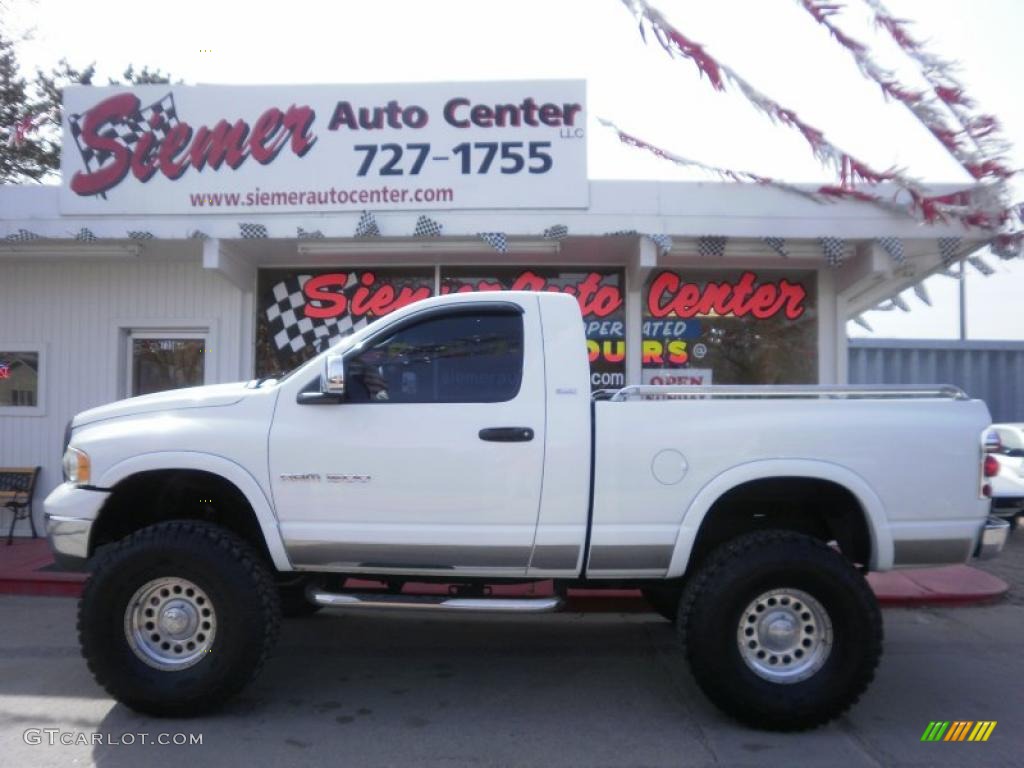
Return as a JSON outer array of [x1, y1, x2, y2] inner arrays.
[[0, 81, 989, 535]]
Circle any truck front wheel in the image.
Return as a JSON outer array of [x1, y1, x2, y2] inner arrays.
[[78, 521, 281, 716], [678, 530, 882, 730]]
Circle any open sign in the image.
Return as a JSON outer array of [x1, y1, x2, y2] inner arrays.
[[643, 368, 713, 387]]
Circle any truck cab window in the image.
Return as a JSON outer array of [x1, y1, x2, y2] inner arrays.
[[346, 311, 523, 404]]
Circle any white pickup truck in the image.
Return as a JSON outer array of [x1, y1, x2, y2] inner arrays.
[[45, 291, 1008, 730]]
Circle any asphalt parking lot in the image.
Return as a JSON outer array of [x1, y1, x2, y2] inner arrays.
[[1, 534, 1022, 768]]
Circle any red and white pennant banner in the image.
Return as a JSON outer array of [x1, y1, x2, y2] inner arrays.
[[799, 1, 1012, 185], [862, 0, 1012, 180], [797, 0, 1024, 250], [597, 118, 829, 204], [617, 0, 1011, 233]]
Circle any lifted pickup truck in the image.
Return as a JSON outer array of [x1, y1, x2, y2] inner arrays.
[[45, 291, 1008, 730]]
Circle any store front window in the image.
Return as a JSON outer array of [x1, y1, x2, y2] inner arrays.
[[128, 335, 206, 397], [0, 350, 40, 408], [256, 266, 625, 390], [643, 269, 817, 385], [256, 268, 435, 378], [441, 267, 625, 390]]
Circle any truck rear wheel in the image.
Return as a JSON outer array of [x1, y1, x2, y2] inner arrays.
[[78, 521, 281, 716], [677, 530, 882, 730]]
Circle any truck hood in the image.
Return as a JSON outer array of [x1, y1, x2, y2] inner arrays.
[[72, 382, 254, 428]]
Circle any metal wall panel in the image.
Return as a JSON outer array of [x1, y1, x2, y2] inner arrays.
[[0, 258, 246, 534], [849, 340, 1024, 423]]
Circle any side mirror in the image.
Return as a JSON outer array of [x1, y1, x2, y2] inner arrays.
[[323, 354, 346, 396]]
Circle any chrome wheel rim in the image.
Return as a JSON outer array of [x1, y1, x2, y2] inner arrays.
[[737, 588, 832, 684], [124, 577, 216, 671]]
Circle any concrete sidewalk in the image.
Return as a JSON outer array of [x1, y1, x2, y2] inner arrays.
[[0, 538, 1008, 607]]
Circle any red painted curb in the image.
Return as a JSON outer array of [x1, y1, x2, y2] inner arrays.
[[0, 579, 84, 598], [867, 565, 1009, 607]]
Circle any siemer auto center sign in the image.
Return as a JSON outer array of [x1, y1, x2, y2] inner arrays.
[[59, 80, 588, 214]]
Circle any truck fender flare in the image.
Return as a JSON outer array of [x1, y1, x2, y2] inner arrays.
[[666, 459, 893, 578], [97, 451, 293, 572]]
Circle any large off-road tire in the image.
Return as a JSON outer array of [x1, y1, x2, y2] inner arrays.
[[677, 530, 882, 731], [78, 521, 281, 716]]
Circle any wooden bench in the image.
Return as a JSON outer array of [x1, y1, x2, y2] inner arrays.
[[0, 467, 41, 544]]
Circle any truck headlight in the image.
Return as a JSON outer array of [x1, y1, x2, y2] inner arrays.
[[62, 446, 91, 485]]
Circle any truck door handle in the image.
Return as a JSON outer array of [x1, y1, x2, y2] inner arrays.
[[479, 427, 534, 442]]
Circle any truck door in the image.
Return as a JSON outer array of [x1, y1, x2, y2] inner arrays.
[[269, 297, 546, 577]]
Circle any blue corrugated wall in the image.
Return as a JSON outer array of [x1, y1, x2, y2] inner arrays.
[[848, 340, 1024, 423]]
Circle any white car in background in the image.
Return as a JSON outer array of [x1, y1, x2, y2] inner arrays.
[[990, 423, 1024, 527]]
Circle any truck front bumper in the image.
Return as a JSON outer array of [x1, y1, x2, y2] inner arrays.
[[43, 483, 109, 571], [974, 516, 1010, 560]]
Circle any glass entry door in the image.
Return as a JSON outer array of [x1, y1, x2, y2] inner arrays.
[[127, 332, 207, 397]]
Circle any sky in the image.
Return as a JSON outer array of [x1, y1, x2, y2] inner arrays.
[[6, 0, 1024, 341]]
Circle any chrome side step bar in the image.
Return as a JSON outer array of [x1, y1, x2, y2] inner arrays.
[[309, 590, 563, 613]]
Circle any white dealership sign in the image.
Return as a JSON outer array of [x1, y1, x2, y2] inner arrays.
[[59, 81, 588, 215]]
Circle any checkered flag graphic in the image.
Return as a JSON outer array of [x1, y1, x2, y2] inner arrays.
[[264, 273, 370, 353], [354, 211, 380, 238], [967, 255, 995, 276], [912, 282, 932, 306], [697, 236, 727, 258], [239, 223, 268, 239], [876, 236, 905, 264], [938, 237, 961, 267], [414, 216, 442, 237], [819, 237, 846, 267], [297, 227, 324, 240], [68, 92, 178, 196], [4, 229, 40, 242], [127, 230, 155, 240], [646, 234, 672, 255], [74, 228, 97, 242], [478, 232, 508, 254], [543, 225, 568, 240], [762, 237, 788, 258]]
